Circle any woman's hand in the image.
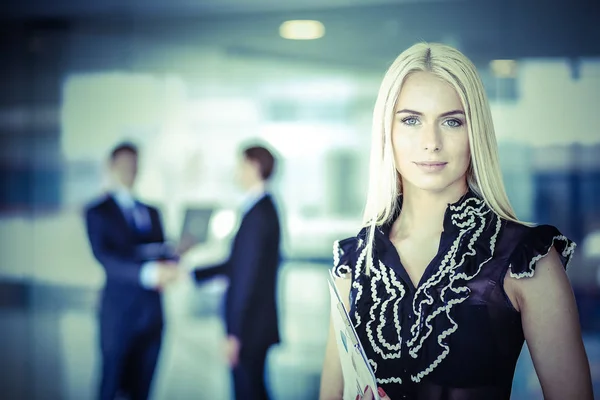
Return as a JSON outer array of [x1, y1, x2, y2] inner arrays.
[[357, 386, 391, 400], [224, 335, 241, 368]]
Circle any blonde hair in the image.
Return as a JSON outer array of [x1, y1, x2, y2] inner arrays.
[[362, 42, 524, 271]]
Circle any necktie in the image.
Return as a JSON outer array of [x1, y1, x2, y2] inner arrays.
[[131, 202, 151, 233]]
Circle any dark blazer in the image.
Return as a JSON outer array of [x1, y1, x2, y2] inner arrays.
[[194, 194, 281, 352], [85, 194, 166, 330]]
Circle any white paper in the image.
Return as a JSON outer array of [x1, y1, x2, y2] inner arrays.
[[328, 270, 380, 400]]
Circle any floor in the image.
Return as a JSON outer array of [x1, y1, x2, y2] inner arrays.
[[1, 262, 600, 400]]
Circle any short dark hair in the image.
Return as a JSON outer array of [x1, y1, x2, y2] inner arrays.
[[243, 145, 276, 181], [110, 142, 138, 161]]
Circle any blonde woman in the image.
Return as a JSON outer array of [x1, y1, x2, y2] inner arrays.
[[319, 43, 593, 400]]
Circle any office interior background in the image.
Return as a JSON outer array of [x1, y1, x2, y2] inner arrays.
[[1, 0, 600, 398]]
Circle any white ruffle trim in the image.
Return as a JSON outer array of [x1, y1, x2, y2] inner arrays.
[[353, 246, 367, 327], [332, 240, 352, 278], [404, 197, 501, 383], [365, 259, 405, 360], [509, 235, 576, 279], [377, 376, 403, 385]]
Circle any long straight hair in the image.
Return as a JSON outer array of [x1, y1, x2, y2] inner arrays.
[[362, 42, 524, 272]]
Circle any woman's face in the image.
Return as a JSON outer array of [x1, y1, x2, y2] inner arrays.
[[235, 155, 260, 191], [392, 71, 471, 194]]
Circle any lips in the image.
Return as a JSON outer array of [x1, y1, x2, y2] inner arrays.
[[414, 161, 447, 166], [414, 161, 448, 172]]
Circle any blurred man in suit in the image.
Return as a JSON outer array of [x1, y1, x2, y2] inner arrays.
[[85, 142, 179, 400], [192, 145, 281, 400]]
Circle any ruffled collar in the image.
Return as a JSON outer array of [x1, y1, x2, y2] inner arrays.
[[376, 189, 477, 240]]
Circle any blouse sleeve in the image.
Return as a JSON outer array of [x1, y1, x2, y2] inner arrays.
[[331, 237, 360, 279], [508, 224, 577, 279]]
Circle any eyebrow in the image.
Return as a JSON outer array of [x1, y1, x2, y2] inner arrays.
[[396, 109, 465, 118]]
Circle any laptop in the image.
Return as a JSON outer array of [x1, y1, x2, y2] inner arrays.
[[135, 206, 217, 262]]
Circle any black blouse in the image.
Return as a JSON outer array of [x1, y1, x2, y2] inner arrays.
[[331, 191, 575, 400]]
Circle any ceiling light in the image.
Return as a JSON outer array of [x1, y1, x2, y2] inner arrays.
[[490, 59, 518, 78], [279, 20, 325, 40]]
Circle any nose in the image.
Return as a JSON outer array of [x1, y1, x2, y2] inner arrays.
[[421, 123, 442, 152]]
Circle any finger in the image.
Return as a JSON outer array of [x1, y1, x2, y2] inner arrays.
[[376, 387, 391, 400], [361, 386, 374, 400], [229, 352, 238, 368]]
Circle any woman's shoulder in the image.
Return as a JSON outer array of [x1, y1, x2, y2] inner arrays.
[[501, 220, 576, 279], [331, 229, 368, 279]]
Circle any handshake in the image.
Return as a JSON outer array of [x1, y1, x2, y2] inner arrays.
[[154, 260, 184, 289], [148, 260, 195, 291], [137, 243, 193, 290]]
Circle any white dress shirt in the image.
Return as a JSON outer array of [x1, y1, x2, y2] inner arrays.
[[240, 183, 267, 216]]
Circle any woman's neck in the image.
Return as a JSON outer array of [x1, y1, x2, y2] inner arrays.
[[393, 182, 468, 239]]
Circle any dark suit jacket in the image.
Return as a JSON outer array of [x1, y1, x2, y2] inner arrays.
[[194, 194, 281, 353], [85, 194, 167, 332]]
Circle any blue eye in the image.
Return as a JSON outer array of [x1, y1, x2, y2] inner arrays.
[[402, 116, 419, 126], [444, 118, 463, 128]]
